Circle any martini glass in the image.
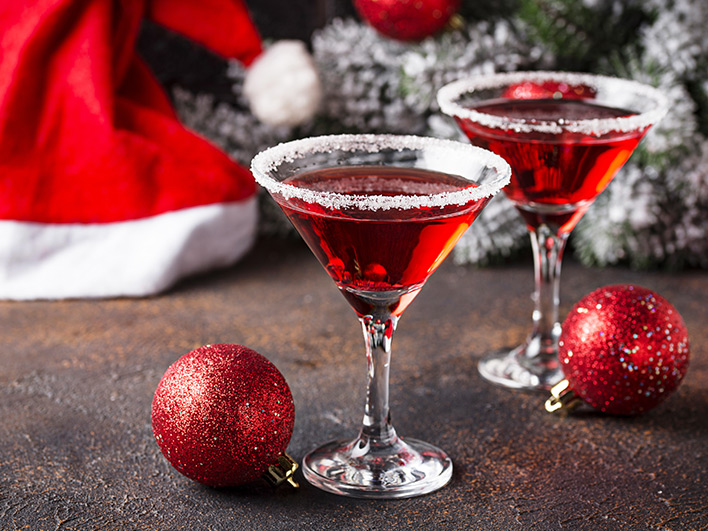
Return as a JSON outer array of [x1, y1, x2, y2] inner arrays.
[[251, 134, 510, 498], [438, 71, 668, 390]]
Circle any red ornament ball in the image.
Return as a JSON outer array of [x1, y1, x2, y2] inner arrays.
[[503, 81, 597, 101], [354, 0, 461, 42], [152, 344, 295, 487], [559, 285, 690, 415]]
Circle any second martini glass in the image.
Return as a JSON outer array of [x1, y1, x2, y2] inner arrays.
[[438, 71, 668, 390], [251, 134, 510, 498]]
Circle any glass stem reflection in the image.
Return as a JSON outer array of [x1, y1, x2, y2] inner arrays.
[[356, 313, 399, 454], [526, 224, 568, 369]]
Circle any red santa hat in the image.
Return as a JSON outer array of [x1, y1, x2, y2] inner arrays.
[[0, 0, 320, 299]]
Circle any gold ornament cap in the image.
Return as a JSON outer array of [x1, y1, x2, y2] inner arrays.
[[545, 379, 581, 413], [263, 453, 300, 488]]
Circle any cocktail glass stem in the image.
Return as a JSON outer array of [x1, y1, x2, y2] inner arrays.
[[526, 225, 567, 371], [359, 314, 398, 450], [478, 223, 566, 389], [302, 305, 453, 498]]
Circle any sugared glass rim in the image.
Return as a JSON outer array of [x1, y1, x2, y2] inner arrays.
[[437, 71, 669, 136], [250, 134, 511, 211]]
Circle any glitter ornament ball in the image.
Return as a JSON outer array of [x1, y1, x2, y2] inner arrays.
[[152, 344, 295, 487], [553, 285, 689, 415], [354, 0, 461, 42]]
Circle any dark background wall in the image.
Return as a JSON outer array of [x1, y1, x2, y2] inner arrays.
[[138, 0, 357, 101], [245, 0, 356, 41]]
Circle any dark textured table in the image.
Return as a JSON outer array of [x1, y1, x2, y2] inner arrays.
[[1, 237, 707, 530]]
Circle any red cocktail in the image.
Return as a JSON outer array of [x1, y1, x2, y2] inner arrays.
[[278, 166, 488, 317], [457, 98, 643, 232], [251, 134, 510, 498], [438, 72, 667, 390]]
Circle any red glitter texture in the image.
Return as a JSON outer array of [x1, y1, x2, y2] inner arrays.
[[354, 0, 461, 41], [559, 284, 690, 415], [151, 344, 295, 487]]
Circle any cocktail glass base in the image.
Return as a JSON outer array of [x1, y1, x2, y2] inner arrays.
[[478, 343, 563, 391], [302, 436, 452, 499]]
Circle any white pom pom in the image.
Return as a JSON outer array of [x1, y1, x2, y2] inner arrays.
[[244, 40, 322, 127]]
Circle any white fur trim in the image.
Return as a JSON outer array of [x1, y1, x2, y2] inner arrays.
[[0, 199, 258, 300], [244, 40, 321, 127]]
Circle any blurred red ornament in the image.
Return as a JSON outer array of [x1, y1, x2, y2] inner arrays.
[[503, 81, 597, 101], [152, 344, 297, 487], [354, 0, 461, 41], [546, 285, 690, 415]]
